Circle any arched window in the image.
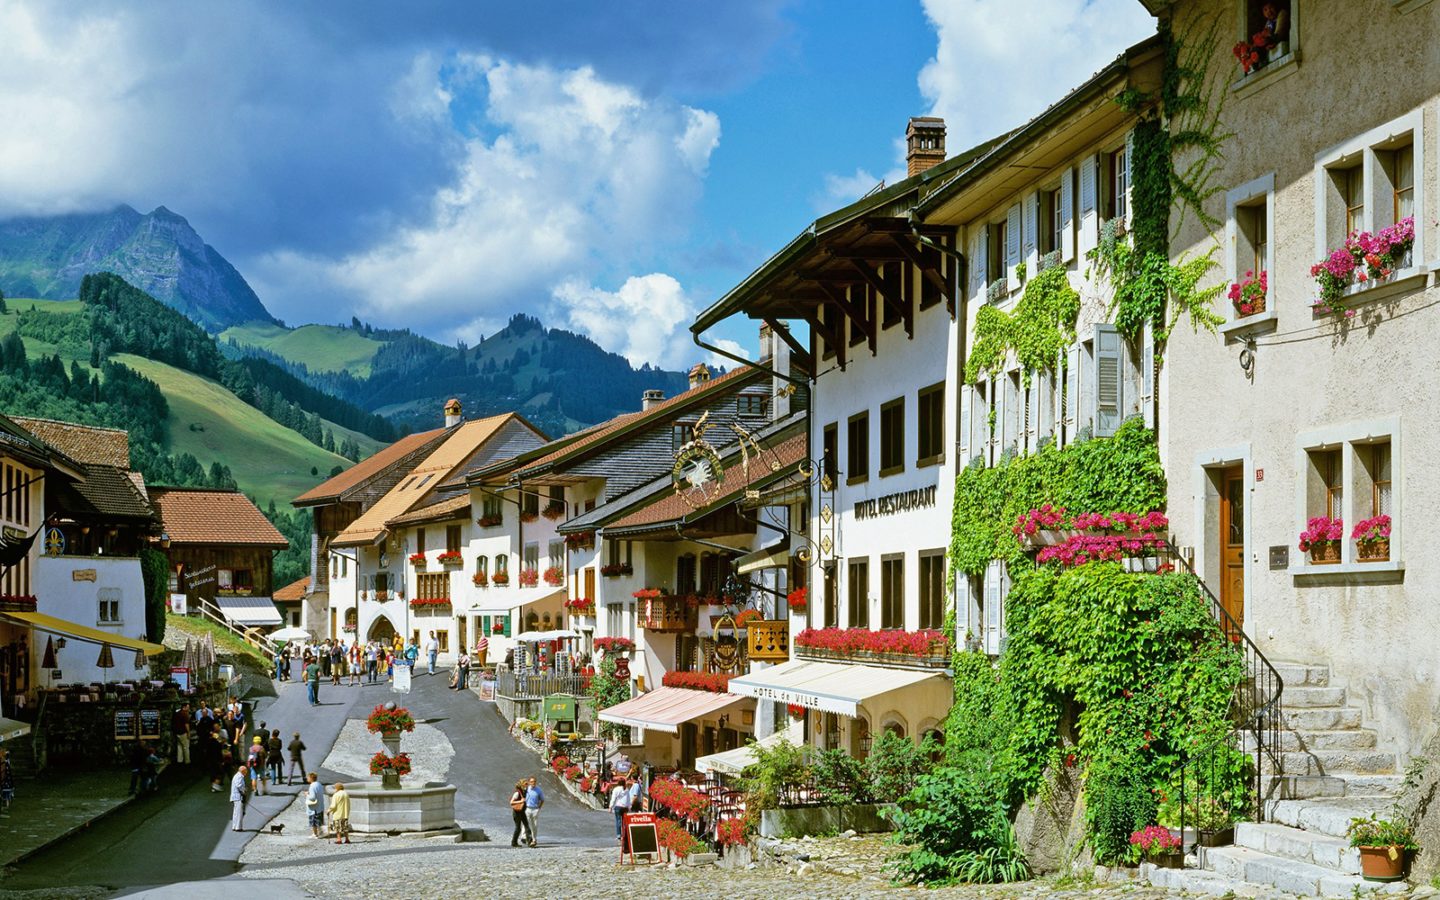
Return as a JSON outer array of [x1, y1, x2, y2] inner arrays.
[[476, 555, 488, 576]]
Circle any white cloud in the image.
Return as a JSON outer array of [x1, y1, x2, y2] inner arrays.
[[254, 55, 721, 366], [555, 274, 700, 370], [918, 0, 1155, 152], [814, 166, 900, 212]]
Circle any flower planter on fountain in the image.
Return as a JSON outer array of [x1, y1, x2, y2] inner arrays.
[[346, 702, 459, 834]]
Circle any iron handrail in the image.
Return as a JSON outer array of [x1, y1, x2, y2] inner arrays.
[[1158, 540, 1284, 846]]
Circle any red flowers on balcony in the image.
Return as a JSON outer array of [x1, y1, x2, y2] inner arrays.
[[491, 571, 510, 586], [733, 608, 762, 628], [593, 637, 634, 654], [410, 597, 450, 609], [518, 569, 539, 588], [600, 563, 633, 577], [662, 671, 732, 693], [564, 597, 595, 613], [795, 627, 946, 658], [476, 515, 503, 528], [543, 566, 564, 587], [564, 531, 596, 550]]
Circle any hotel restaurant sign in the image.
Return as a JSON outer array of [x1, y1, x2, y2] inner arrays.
[[852, 485, 937, 520]]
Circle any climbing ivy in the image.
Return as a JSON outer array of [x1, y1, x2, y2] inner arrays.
[[963, 265, 1080, 385]]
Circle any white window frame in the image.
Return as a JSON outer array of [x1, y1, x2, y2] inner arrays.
[[1312, 109, 1427, 306], [1221, 173, 1278, 336], [98, 587, 123, 625], [1292, 416, 1403, 577]]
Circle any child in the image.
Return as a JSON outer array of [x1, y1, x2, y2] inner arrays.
[[304, 772, 325, 838]]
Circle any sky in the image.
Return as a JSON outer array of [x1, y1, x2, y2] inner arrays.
[[0, 0, 1156, 370]]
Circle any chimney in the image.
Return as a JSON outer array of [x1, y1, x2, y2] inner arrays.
[[758, 323, 774, 363], [906, 117, 946, 178], [444, 398, 462, 428], [641, 389, 665, 411], [687, 363, 711, 390]]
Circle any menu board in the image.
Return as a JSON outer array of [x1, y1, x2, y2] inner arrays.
[[140, 708, 161, 739], [623, 812, 659, 862], [114, 709, 137, 741]]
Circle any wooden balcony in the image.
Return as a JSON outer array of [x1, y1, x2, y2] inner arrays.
[[639, 596, 698, 633]]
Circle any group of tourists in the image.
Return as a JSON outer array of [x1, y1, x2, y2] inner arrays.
[[274, 633, 453, 690]]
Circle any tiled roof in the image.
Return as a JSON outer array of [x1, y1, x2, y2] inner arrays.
[[55, 464, 156, 522], [292, 427, 448, 506], [331, 414, 514, 547], [11, 417, 130, 468], [512, 366, 764, 479], [607, 430, 807, 533], [386, 495, 471, 528], [273, 576, 310, 602], [149, 487, 289, 548]]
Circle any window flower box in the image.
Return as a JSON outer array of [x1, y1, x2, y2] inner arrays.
[[437, 551, 462, 566], [794, 627, 948, 668], [472, 572, 488, 587], [564, 597, 595, 615], [1299, 516, 1343, 564], [491, 571, 510, 587], [1353, 515, 1391, 562], [410, 597, 450, 610], [543, 566, 564, 587], [520, 511, 538, 524], [1310, 218, 1414, 317], [518, 569, 539, 588], [564, 531, 596, 551], [593, 636, 634, 655], [1229, 270, 1268, 317], [541, 501, 566, 521], [733, 608, 762, 629], [661, 671, 732, 693], [600, 563, 633, 577], [476, 515, 503, 528], [408, 553, 427, 566]]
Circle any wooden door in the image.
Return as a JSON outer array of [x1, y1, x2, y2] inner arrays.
[[1219, 467, 1245, 628]]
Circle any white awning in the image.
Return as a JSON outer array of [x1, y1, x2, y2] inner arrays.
[[599, 686, 749, 734], [512, 629, 580, 642], [214, 595, 283, 626], [735, 536, 790, 574], [695, 721, 800, 776], [727, 658, 950, 718], [0, 716, 31, 743]]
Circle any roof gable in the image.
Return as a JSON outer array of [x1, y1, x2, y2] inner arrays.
[[293, 426, 449, 507], [12, 417, 130, 468], [150, 487, 288, 548]]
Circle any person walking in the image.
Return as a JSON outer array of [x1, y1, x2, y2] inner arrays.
[[230, 764, 250, 831], [247, 736, 267, 795], [509, 780, 531, 847], [304, 772, 325, 838], [524, 775, 544, 847], [305, 655, 322, 706], [474, 634, 489, 669], [319, 640, 332, 680], [608, 777, 631, 843], [287, 731, 307, 785], [128, 740, 150, 795], [404, 638, 419, 672], [452, 650, 471, 690], [425, 631, 439, 675], [330, 642, 343, 686], [267, 729, 284, 783], [329, 782, 351, 844], [348, 641, 362, 686], [274, 645, 287, 681], [172, 703, 191, 765]]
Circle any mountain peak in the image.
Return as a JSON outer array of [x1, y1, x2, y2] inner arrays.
[[0, 205, 275, 332]]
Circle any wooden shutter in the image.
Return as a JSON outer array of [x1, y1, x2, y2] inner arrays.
[[983, 560, 1009, 656], [958, 384, 971, 465], [502, 614, 512, 638], [1022, 192, 1038, 274], [1079, 155, 1098, 259], [1124, 130, 1135, 220], [1037, 370, 1054, 444], [1064, 344, 1080, 445], [1093, 323, 1123, 438], [1005, 204, 1021, 289], [1060, 167, 1076, 262], [1141, 321, 1155, 430], [971, 227, 988, 299]]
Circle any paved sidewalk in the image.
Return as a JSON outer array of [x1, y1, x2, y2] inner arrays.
[[0, 766, 140, 868]]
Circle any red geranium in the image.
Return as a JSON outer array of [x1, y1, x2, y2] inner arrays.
[[662, 671, 732, 693], [786, 587, 807, 611], [795, 627, 945, 657], [717, 817, 747, 847]]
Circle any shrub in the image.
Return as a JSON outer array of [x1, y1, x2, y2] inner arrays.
[[742, 737, 809, 827], [716, 817, 747, 847], [1087, 768, 1157, 866], [888, 761, 1024, 884], [813, 748, 870, 806], [868, 730, 939, 803]]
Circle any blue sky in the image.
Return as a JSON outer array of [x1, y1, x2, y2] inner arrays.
[[0, 0, 1155, 369]]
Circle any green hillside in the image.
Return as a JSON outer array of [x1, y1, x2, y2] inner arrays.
[[222, 320, 384, 376], [113, 354, 362, 509]]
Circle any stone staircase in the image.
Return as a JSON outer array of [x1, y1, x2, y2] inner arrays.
[[1146, 661, 1410, 897]]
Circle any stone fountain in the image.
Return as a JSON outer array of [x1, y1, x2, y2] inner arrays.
[[347, 700, 458, 834]]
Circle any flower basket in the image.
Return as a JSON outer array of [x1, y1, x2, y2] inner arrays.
[[408, 553, 426, 566], [491, 571, 510, 587], [1229, 270, 1268, 318], [1299, 516, 1343, 563], [438, 551, 463, 566], [518, 569, 539, 588], [786, 587, 807, 613], [564, 597, 595, 615], [366, 704, 416, 735], [472, 572, 488, 587], [491, 622, 504, 635], [1353, 515, 1391, 562], [600, 563, 632, 577], [1308, 541, 1340, 564], [477, 515, 503, 528], [369, 751, 412, 776], [593, 636, 634, 655], [520, 511, 538, 524]]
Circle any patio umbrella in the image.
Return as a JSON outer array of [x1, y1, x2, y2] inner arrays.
[[96, 643, 115, 670], [180, 638, 196, 671], [268, 626, 311, 642], [133, 647, 147, 668], [41, 636, 56, 669]]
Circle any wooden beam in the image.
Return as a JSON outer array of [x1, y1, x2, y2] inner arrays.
[[824, 244, 910, 263], [816, 282, 875, 349], [887, 234, 950, 296], [864, 218, 955, 238], [795, 268, 861, 285], [847, 260, 912, 339], [762, 317, 814, 373], [802, 310, 845, 370]]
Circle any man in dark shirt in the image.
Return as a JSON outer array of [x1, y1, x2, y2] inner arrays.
[[172, 703, 191, 764], [305, 658, 321, 705]]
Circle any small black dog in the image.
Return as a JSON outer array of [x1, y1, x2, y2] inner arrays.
[[269, 823, 285, 835]]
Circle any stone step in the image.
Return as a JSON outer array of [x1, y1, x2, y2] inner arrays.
[[1265, 798, 1395, 838], [1202, 845, 1389, 897], [1269, 750, 1397, 776], [1260, 775, 1348, 801], [1283, 707, 1363, 731], [1145, 862, 1262, 897], [1283, 687, 1348, 708], [1235, 821, 1360, 874], [1341, 775, 1408, 798], [1273, 662, 1331, 687], [1245, 730, 1377, 753]]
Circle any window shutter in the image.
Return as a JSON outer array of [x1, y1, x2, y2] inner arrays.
[[1141, 321, 1155, 429], [1005, 204, 1022, 287], [983, 561, 999, 655], [1002, 373, 1018, 452], [1093, 323, 1123, 438], [1064, 344, 1080, 444], [1023, 379, 1037, 450], [1022, 192, 1038, 273], [1060, 167, 1076, 262], [958, 384, 971, 465], [502, 614, 512, 638], [1037, 371, 1054, 443], [1079, 155, 1098, 259], [1124, 130, 1135, 219], [971, 228, 986, 299]]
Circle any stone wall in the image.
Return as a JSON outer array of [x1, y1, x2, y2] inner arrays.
[[758, 803, 895, 839]]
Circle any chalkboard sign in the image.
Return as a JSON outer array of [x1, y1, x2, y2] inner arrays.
[[140, 708, 161, 740], [622, 812, 658, 863], [114, 709, 137, 741]]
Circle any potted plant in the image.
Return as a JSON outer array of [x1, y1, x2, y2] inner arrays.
[[1298, 516, 1343, 564], [408, 552, 427, 567], [518, 569, 539, 588], [437, 550, 463, 566], [1130, 824, 1183, 868], [1190, 797, 1238, 848], [1228, 270, 1267, 317], [491, 571, 510, 587], [600, 563, 632, 577], [1353, 515, 1391, 562], [476, 514, 503, 528], [733, 608, 762, 629], [786, 587, 808, 613], [472, 571, 488, 588], [1346, 815, 1418, 882], [491, 621, 504, 635], [543, 566, 564, 587]]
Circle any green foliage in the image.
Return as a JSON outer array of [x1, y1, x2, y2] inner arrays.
[[1346, 815, 1419, 850], [949, 418, 1167, 578], [868, 730, 939, 804], [1090, 229, 1223, 343], [953, 822, 1032, 884], [264, 501, 313, 590], [963, 265, 1080, 385], [587, 656, 632, 742], [742, 737, 810, 823], [1157, 743, 1254, 831], [887, 761, 1024, 885], [1087, 770, 1155, 865], [814, 748, 871, 806], [139, 548, 169, 645]]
